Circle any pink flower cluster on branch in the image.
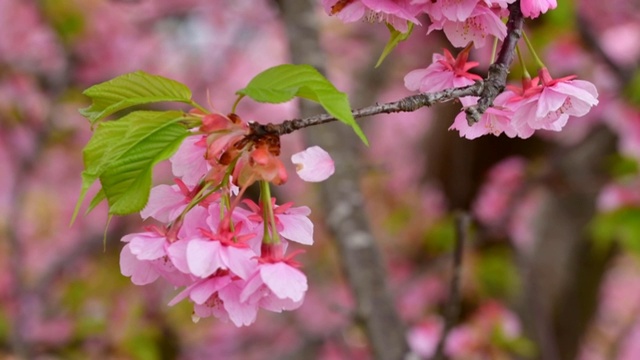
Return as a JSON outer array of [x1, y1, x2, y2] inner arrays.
[[319, 0, 598, 140], [119, 111, 335, 327]]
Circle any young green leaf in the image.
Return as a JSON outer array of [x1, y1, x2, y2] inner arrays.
[[375, 22, 414, 68], [236, 64, 368, 145], [79, 71, 193, 125], [72, 111, 190, 220]]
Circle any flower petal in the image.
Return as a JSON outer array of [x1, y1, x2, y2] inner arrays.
[[291, 146, 335, 182]]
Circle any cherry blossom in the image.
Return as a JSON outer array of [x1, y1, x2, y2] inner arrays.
[[449, 92, 518, 139], [520, 0, 557, 19], [244, 199, 314, 246], [170, 134, 209, 186], [120, 229, 191, 286], [404, 47, 482, 93], [509, 68, 599, 138], [428, 4, 507, 48], [322, 0, 423, 32], [407, 317, 443, 358]]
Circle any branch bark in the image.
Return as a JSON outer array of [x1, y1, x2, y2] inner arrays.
[[465, 1, 524, 124]]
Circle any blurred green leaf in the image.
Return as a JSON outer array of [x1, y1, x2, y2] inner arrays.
[[423, 216, 456, 254], [475, 249, 519, 298], [623, 70, 640, 105], [591, 207, 640, 255], [237, 64, 368, 145], [607, 154, 639, 178]]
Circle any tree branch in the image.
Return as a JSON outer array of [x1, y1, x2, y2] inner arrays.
[[465, 1, 524, 124], [249, 82, 482, 136]]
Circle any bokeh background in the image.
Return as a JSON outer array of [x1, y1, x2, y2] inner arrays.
[[1, 0, 640, 358]]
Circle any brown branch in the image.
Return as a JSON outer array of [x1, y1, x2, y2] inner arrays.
[[432, 212, 470, 360], [252, 2, 524, 138], [465, 1, 524, 124], [249, 82, 482, 136]]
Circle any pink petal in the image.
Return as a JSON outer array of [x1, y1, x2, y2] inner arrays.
[[128, 233, 166, 260], [260, 294, 303, 312], [166, 239, 190, 274], [291, 146, 335, 182], [240, 272, 264, 303], [140, 184, 186, 222], [278, 213, 314, 245], [177, 206, 209, 240], [190, 276, 232, 304], [260, 262, 308, 302], [186, 239, 223, 278], [219, 282, 259, 327], [170, 135, 208, 186], [222, 247, 257, 279], [120, 244, 159, 285]]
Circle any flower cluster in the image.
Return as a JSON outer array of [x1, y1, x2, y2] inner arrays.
[[326, 0, 597, 140], [120, 111, 335, 326], [450, 67, 599, 139], [323, 0, 557, 47]]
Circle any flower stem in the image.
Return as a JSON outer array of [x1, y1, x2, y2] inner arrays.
[[522, 30, 546, 69], [259, 180, 280, 244]]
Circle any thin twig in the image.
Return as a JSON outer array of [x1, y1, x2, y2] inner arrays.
[[249, 82, 483, 136], [432, 212, 471, 360], [465, 1, 524, 124]]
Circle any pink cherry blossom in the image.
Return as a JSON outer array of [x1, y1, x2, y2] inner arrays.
[[322, 0, 422, 32], [472, 156, 527, 229], [428, 4, 507, 48], [597, 181, 640, 212], [239, 251, 308, 313], [429, 0, 479, 22], [445, 301, 523, 357], [291, 146, 335, 182], [120, 230, 191, 286], [168, 273, 260, 327], [244, 199, 314, 246], [407, 317, 443, 358], [170, 134, 209, 186], [404, 47, 482, 93], [449, 91, 518, 139], [185, 223, 258, 279], [520, 0, 557, 19], [509, 68, 599, 138], [140, 183, 187, 223]]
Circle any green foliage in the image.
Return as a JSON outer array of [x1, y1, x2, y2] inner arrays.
[[492, 327, 537, 358], [591, 207, 640, 255], [624, 70, 640, 106], [42, 0, 85, 42], [423, 216, 456, 254], [73, 111, 190, 220], [376, 22, 414, 68], [79, 71, 193, 125], [475, 248, 519, 299], [607, 154, 639, 178], [236, 64, 368, 145]]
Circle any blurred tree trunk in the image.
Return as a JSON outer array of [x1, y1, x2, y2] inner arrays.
[[520, 128, 616, 360], [276, 1, 410, 359]]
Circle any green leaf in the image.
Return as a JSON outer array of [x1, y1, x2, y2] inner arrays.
[[375, 22, 414, 68], [591, 207, 640, 255], [73, 111, 190, 219], [236, 64, 368, 145], [79, 71, 193, 125]]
